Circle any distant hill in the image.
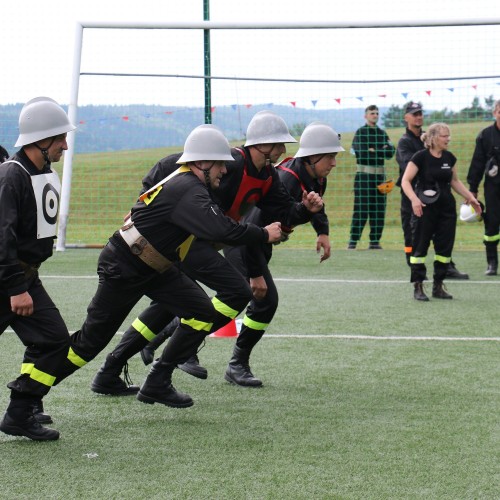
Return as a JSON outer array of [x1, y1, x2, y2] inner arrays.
[[0, 103, 385, 154]]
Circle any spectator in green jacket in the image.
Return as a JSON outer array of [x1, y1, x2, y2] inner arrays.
[[348, 104, 395, 249]]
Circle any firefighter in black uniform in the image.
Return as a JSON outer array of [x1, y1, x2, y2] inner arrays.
[[397, 101, 469, 278], [222, 122, 344, 380], [54, 125, 285, 407], [90, 111, 324, 393], [0, 97, 76, 441], [401, 123, 481, 301], [467, 99, 500, 276]]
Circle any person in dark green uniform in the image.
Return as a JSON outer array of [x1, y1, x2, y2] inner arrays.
[[348, 104, 395, 249]]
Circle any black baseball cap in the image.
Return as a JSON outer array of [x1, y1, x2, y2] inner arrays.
[[405, 101, 423, 114]]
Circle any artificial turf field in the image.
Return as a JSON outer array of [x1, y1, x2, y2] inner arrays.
[[0, 246, 498, 499]]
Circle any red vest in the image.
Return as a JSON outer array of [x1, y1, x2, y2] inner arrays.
[[225, 148, 273, 221]]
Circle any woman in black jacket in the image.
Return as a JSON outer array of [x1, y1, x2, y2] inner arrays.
[[401, 123, 481, 301]]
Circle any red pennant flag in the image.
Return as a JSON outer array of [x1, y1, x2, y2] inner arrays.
[[378, 94, 387, 98], [164, 111, 173, 115], [122, 116, 129, 121], [211, 107, 216, 113], [290, 101, 296, 107], [425, 90, 431, 96], [472, 85, 477, 90], [335, 98, 341, 105], [79, 120, 85, 124], [245, 104, 252, 108]]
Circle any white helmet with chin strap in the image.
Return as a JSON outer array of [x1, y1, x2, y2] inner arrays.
[[244, 110, 297, 147], [15, 97, 76, 148], [294, 121, 344, 158], [177, 124, 234, 164]]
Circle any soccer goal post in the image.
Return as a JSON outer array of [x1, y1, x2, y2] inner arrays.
[[56, 18, 500, 250]]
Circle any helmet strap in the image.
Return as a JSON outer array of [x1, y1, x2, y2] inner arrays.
[[253, 145, 273, 168], [305, 154, 325, 179], [192, 161, 216, 192], [34, 137, 55, 167]]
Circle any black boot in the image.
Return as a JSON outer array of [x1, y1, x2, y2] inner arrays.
[[90, 353, 139, 395], [32, 399, 53, 424], [178, 354, 208, 380], [136, 360, 193, 408], [0, 398, 59, 441], [413, 282, 429, 301], [485, 244, 498, 276], [225, 346, 263, 387], [485, 261, 498, 276], [140, 318, 179, 366], [432, 281, 453, 299], [445, 261, 469, 280]]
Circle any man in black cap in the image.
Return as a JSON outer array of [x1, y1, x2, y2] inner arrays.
[[396, 101, 469, 279]]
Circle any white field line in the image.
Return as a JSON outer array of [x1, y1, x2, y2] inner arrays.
[[263, 334, 500, 341], [5, 330, 496, 341], [41, 275, 500, 285], [35, 276, 500, 341]]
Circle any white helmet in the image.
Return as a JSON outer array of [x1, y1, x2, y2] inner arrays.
[[459, 202, 482, 223], [294, 122, 345, 158], [15, 97, 76, 147], [244, 110, 297, 147], [177, 124, 234, 163]]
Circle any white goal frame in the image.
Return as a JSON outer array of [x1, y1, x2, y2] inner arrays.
[[56, 17, 500, 250]]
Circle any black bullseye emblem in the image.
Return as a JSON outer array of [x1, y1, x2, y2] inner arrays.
[[239, 188, 263, 215], [42, 183, 60, 225]]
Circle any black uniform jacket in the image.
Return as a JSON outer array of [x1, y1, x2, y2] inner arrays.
[[141, 147, 311, 229], [467, 122, 500, 193], [396, 128, 424, 186], [120, 168, 268, 265], [0, 150, 56, 296]]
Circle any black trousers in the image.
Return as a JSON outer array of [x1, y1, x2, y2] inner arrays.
[[483, 180, 500, 241], [0, 275, 70, 397], [55, 243, 216, 383], [223, 243, 278, 351], [410, 193, 456, 283], [349, 172, 387, 244], [400, 190, 413, 253], [73, 239, 253, 369]]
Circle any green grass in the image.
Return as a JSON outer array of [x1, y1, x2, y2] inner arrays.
[[0, 248, 499, 498], [61, 120, 491, 246]]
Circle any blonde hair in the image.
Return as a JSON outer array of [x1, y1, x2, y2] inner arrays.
[[421, 122, 450, 149]]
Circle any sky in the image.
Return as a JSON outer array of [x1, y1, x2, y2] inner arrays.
[[2, 0, 500, 111]]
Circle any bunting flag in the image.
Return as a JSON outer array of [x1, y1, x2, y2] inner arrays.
[[71, 77, 500, 126]]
